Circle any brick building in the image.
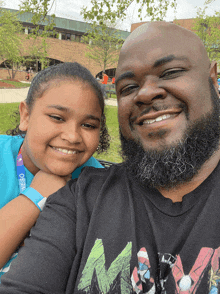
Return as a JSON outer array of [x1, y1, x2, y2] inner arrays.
[[0, 8, 130, 80]]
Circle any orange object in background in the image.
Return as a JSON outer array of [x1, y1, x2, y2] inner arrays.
[[102, 73, 108, 84], [112, 77, 115, 84]]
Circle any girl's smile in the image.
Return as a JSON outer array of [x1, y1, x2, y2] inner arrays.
[[19, 80, 102, 176], [51, 146, 80, 155]]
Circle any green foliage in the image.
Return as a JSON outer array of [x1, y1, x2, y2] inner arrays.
[[81, 0, 177, 25], [82, 0, 124, 72], [0, 8, 24, 78], [19, 0, 57, 69], [81, 0, 176, 72], [193, 7, 220, 65], [82, 19, 123, 72], [204, 0, 215, 4]]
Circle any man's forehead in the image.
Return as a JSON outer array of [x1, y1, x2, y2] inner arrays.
[[116, 22, 209, 77], [121, 22, 198, 57], [123, 21, 194, 47]]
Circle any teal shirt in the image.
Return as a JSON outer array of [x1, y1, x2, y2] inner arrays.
[[0, 135, 103, 209], [0, 135, 103, 280]]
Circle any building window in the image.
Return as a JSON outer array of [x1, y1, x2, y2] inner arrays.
[[61, 33, 66, 40], [75, 35, 81, 42], [66, 33, 71, 40]]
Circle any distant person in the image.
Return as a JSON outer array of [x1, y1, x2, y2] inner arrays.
[[0, 62, 109, 282], [1, 22, 220, 293], [25, 72, 30, 81], [102, 72, 108, 84]]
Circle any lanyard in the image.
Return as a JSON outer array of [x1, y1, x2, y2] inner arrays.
[[16, 148, 26, 193]]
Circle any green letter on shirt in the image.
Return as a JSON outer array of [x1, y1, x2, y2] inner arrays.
[[78, 239, 132, 293]]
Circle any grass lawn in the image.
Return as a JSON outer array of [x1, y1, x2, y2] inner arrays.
[[94, 105, 122, 163], [0, 103, 123, 163], [0, 80, 31, 88], [107, 93, 117, 99], [0, 103, 20, 134]]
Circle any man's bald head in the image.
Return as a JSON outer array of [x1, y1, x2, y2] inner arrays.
[[118, 21, 210, 73]]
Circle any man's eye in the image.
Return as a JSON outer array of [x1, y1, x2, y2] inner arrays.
[[120, 85, 138, 96], [160, 69, 185, 79], [49, 115, 64, 122]]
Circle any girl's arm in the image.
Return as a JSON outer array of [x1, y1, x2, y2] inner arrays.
[[0, 179, 76, 294], [0, 171, 68, 269]]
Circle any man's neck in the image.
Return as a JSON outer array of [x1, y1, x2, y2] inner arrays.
[[158, 149, 220, 202]]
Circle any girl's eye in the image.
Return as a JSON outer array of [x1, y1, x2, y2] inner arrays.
[[120, 85, 138, 96], [160, 69, 185, 79], [82, 123, 97, 129], [49, 115, 64, 122]]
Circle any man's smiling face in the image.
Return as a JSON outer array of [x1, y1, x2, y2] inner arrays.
[[115, 22, 218, 152]]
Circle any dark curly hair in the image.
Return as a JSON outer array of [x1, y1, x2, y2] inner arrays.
[[7, 62, 110, 153]]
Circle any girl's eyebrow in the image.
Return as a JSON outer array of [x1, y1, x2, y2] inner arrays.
[[87, 115, 101, 122], [47, 105, 69, 112], [46, 105, 101, 122]]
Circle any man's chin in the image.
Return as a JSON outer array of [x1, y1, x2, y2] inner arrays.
[[120, 113, 220, 189]]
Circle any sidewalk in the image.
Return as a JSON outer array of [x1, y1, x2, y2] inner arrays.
[[0, 88, 118, 106]]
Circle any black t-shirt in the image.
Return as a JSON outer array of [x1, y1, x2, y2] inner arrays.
[[1, 162, 220, 293]]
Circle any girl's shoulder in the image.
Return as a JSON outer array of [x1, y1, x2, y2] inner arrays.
[[71, 157, 103, 180], [0, 135, 24, 153]]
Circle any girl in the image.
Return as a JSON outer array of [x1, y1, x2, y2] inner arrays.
[[0, 62, 110, 280]]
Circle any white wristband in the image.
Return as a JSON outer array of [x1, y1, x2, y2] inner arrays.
[[21, 187, 47, 211]]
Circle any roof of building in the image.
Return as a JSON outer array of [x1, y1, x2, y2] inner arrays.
[[3, 8, 130, 39]]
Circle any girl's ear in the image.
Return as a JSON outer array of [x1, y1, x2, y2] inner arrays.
[[19, 101, 30, 131]]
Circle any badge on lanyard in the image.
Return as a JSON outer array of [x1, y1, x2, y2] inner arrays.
[[16, 148, 26, 193]]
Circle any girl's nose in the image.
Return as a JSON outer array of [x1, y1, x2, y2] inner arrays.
[[60, 125, 83, 144]]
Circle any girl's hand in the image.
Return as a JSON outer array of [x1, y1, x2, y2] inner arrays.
[[30, 170, 71, 198]]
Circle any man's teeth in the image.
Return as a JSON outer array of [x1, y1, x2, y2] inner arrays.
[[143, 114, 172, 125], [53, 147, 76, 154]]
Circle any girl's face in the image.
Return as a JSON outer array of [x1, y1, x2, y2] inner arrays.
[[19, 80, 102, 176]]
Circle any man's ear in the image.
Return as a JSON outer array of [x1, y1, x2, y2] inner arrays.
[[19, 101, 30, 131], [210, 61, 219, 90]]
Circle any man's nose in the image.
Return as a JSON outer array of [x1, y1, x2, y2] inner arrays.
[[134, 79, 167, 106]]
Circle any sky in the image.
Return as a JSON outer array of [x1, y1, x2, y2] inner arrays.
[[2, 0, 220, 32]]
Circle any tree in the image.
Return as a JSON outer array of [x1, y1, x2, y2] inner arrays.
[[82, 15, 123, 73], [81, 0, 177, 27], [81, 0, 177, 74], [0, 8, 24, 79], [19, 0, 57, 70], [19, 0, 177, 28], [193, 7, 220, 65]]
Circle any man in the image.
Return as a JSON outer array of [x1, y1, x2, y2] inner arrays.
[[0, 21, 220, 294]]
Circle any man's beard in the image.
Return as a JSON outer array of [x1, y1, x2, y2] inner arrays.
[[120, 81, 220, 189]]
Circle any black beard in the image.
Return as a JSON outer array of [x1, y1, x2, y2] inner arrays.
[[120, 80, 220, 189]]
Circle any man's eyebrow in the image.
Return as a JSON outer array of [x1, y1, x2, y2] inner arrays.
[[115, 71, 135, 86], [115, 55, 189, 86], [153, 55, 188, 67]]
